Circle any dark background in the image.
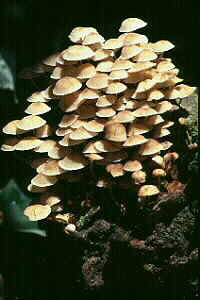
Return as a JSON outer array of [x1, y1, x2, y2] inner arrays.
[[0, 0, 199, 299], [0, 0, 199, 86]]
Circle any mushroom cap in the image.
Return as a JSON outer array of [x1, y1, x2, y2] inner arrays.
[[164, 84, 196, 99], [62, 45, 95, 61], [50, 65, 78, 79], [38, 159, 65, 176], [58, 114, 79, 128], [146, 89, 165, 101], [153, 71, 175, 83], [69, 127, 98, 140], [81, 88, 100, 99], [161, 141, 173, 150], [31, 174, 58, 187], [119, 18, 147, 33], [15, 137, 42, 151], [83, 119, 105, 132], [59, 135, 86, 147], [85, 153, 104, 161], [128, 120, 151, 136], [119, 33, 148, 46], [105, 122, 127, 142], [86, 73, 109, 89], [132, 105, 158, 117], [82, 32, 105, 45], [144, 115, 164, 126], [123, 160, 142, 172], [94, 140, 121, 152], [155, 101, 173, 113], [24, 204, 51, 221], [27, 91, 50, 103], [96, 95, 116, 107], [151, 155, 164, 167], [96, 107, 116, 118], [120, 45, 143, 59], [131, 170, 146, 184], [135, 79, 156, 93], [139, 139, 163, 155], [152, 40, 175, 52], [163, 152, 179, 162], [112, 110, 135, 123], [103, 38, 123, 50], [152, 168, 166, 177], [48, 144, 67, 159], [96, 58, 114, 72], [27, 184, 48, 193], [138, 185, 160, 197], [53, 76, 82, 96], [25, 102, 51, 115], [106, 163, 124, 177], [123, 135, 148, 147], [128, 61, 156, 73], [68, 27, 98, 43], [1, 137, 19, 151], [17, 115, 46, 130], [76, 63, 96, 79], [33, 139, 57, 153], [112, 59, 133, 70], [58, 152, 88, 171], [92, 49, 113, 61], [134, 49, 157, 62], [64, 224, 76, 233], [40, 192, 62, 206], [156, 60, 176, 72], [83, 141, 101, 154], [55, 213, 75, 224], [2, 120, 26, 135], [105, 82, 127, 94], [109, 70, 128, 80]]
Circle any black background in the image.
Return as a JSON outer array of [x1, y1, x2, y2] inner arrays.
[[0, 0, 199, 299]]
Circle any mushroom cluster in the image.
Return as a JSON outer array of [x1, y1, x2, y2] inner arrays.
[[1, 18, 196, 226]]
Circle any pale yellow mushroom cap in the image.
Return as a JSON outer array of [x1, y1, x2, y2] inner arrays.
[[25, 102, 51, 115], [31, 174, 58, 187], [53, 76, 82, 96], [17, 115, 46, 131], [105, 122, 127, 142], [138, 185, 160, 197], [123, 160, 142, 172], [119, 18, 147, 33], [131, 170, 146, 184], [68, 27, 98, 43], [86, 73, 109, 89], [139, 139, 163, 155], [152, 40, 175, 52], [24, 204, 51, 221], [58, 152, 88, 171], [106, 163, 124, 177], [15, 137, 42, 151], [123, 135, 148, 147], [62, 45, 95, 61]]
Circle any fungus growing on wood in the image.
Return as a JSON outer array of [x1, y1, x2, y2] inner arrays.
[[1, 17, 195, 228]]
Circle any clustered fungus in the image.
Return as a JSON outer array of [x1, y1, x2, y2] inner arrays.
[[1, 17, 196, 229]]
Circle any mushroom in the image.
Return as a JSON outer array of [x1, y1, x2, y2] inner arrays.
[[1, 16, 195, 234]]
